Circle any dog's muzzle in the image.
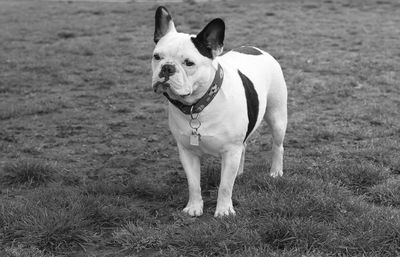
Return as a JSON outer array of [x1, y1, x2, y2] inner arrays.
[[153, 64, 176, 94], [159, 64, 176, 79], [153, 80, 170, 94]]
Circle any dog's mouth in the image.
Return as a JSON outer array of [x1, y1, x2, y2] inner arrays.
[[153, 81, 191, 98], [153, 81, 170, 94]]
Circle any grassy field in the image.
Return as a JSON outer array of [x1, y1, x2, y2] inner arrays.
[[1, 0, 400, 256]]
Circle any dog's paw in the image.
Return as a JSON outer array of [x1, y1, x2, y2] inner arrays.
[[269, 168, 283, 178], [214, 205, 236, 217], [183, 201, 203, 217]]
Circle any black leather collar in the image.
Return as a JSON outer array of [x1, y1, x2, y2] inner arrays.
[[163, 63, 224, 115]]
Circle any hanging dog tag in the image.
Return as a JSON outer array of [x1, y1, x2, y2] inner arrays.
[[189, 106, 201, 146], [190, 131, 200, 146]]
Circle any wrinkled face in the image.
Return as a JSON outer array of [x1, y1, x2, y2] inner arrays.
[[151, 32, 214, 105]]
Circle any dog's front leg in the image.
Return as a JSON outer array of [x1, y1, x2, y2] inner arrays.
[[177, 143, 203, 216], [215, 146, 242, 217]]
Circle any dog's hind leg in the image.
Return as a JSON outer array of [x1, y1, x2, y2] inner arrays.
[[237, 143, 246, 176], [264, 64, 287, 177], [266, 110, 286, 177]]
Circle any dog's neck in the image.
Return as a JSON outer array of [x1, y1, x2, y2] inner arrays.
[[184, 64, 218, 104], [164, 63, 223, 115]]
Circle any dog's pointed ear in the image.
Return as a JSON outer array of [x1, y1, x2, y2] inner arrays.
[[191, 18, 225, 59], [154, 6, 176, 44]]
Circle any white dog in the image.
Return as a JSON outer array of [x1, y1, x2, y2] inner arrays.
[[151, 6, 287, 217]]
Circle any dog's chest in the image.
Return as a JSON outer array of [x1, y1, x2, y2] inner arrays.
[[168, 105, 247, 156], [175, 132, 228, 156]]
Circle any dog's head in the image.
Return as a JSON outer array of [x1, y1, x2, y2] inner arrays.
[[151, 6, 225, 105]]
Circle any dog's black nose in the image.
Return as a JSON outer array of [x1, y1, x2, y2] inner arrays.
[[159, 64, 176, 78]]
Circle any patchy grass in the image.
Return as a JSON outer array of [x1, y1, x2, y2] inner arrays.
[[3, 245, 55, 257], [0, 98, 68, 121], [1, 189, 92, 253], [368, 178, 400, 207], [0, 159, 57, 187], [1, 0, 400, 256], [328, 162, 390, 194], [112, 221, 165, 252]]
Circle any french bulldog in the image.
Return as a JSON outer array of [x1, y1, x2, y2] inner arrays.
[[151, 6, 287, 217]]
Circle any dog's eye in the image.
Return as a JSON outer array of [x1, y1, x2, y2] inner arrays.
[[184, 59, 195, 67], [153, 54, 161, 60]]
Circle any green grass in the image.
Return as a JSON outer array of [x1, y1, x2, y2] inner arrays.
[[1, 0, 400, 256]]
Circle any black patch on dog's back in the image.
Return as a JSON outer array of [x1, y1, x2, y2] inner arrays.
[[238, 70, 259, 142], [233, 46, 263, 56]]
